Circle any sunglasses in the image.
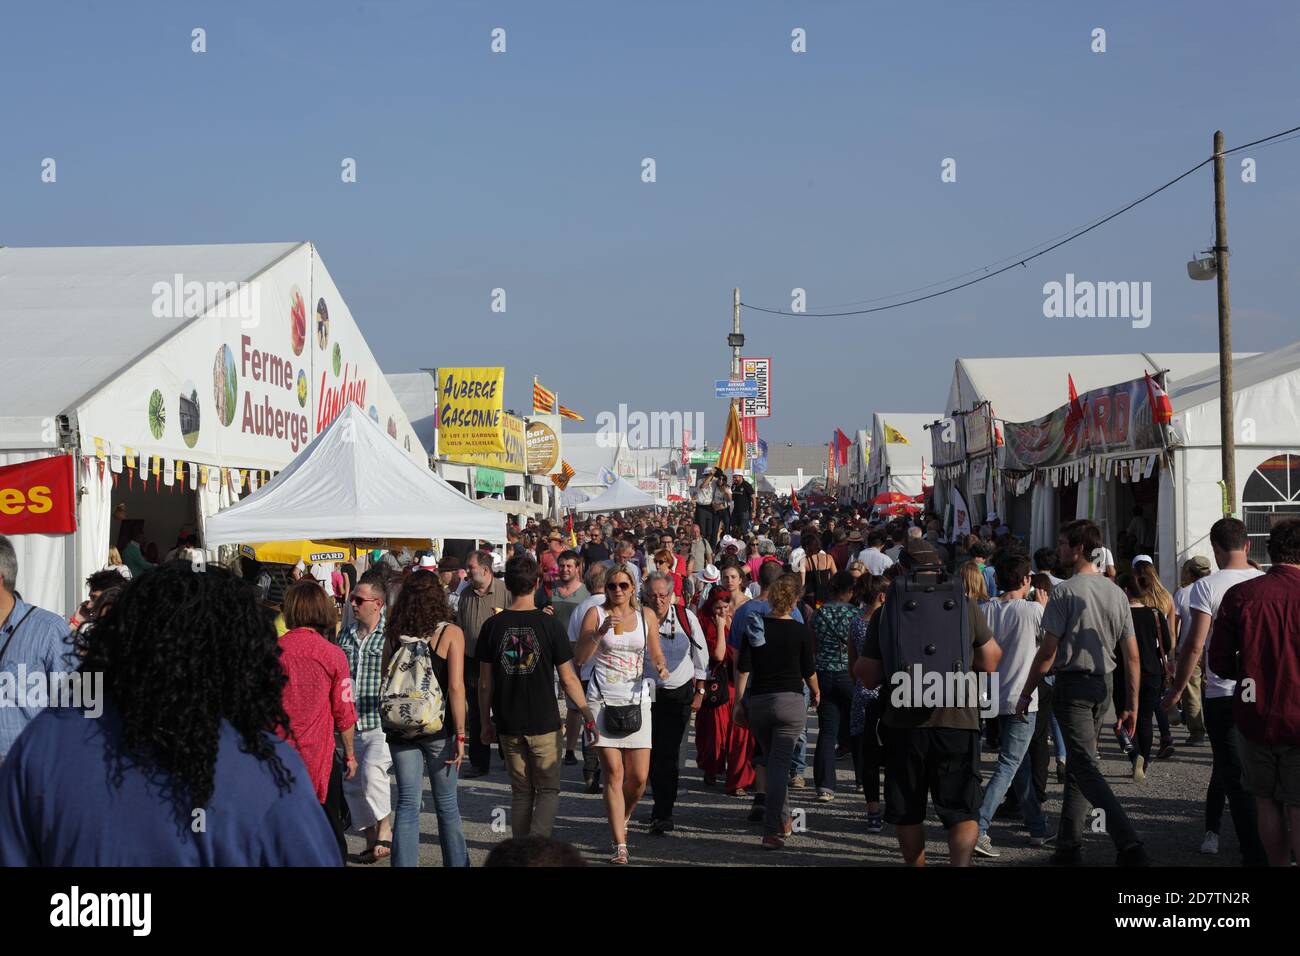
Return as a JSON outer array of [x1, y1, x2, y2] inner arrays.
[[606, 581, 632, 591], [349, 595, 378, 606]]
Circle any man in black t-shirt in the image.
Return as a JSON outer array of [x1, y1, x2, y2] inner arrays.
[[477, 554, 595, 838], [580, 525, 611, 567], [731, 473, 755, 536]]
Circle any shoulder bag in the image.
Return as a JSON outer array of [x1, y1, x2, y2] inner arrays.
[[592, 609, 648, 735]]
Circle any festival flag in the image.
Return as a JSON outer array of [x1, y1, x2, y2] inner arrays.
[[791, 486, 800, 513], [549, 459, 576, 490], [884, 423, 910, 445], [717, 403, 745, 470], [1066, 374, 1084, 429], [565, 511, 577, 547], [558, 404, 584, 422], [834, 428, 852, 467], [1144, 371, 1173, 425], [532, 378, 557, 414]]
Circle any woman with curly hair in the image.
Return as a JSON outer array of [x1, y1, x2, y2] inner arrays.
[[279, 580, 358, 862], [0, 562, 340, 865], [383, 569, 470, 867]]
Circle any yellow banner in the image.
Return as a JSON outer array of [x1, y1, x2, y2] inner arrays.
[[439, 367, 506, 456], [445, 412, 527, 473]]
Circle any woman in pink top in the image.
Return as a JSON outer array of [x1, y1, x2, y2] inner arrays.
[[279, 581, 358, 862]]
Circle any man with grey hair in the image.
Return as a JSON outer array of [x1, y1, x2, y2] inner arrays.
[[458, 548, 508, 777], [0, 535, 79, 763]]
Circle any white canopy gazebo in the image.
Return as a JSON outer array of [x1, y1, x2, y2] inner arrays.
[[205, 403, 505, 545], [572, 476, 656, 514]]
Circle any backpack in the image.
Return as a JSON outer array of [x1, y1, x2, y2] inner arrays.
[[379, 623, 449, 739], [875, 567, 971, 727]]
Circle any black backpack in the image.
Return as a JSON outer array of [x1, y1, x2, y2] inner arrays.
[[876, 566, 971, 727]]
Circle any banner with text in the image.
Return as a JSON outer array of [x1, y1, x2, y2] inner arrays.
[[0, 455, 76, 534], [447, 411, 526, 473], [439, 367, 506, 457]]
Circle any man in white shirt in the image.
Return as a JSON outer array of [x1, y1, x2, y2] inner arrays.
[[567, 563, 609, 793], [643, 573, 710, 835], [974, 552, 1050, 858], [857, 531, 895, 576], [1162, 518, 1267, 866]]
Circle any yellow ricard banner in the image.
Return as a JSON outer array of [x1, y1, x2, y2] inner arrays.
[[439, 367, 505, 456]]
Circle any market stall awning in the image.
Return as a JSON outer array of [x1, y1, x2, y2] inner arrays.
[[205, 402, 505, 545], [573, 476, 655, 513]]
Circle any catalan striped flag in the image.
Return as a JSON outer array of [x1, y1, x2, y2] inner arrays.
[[558, 404, 584, 422], [550, 459, 576, 490], [533, 378, 556, 414], [717, 402, 745, 470]]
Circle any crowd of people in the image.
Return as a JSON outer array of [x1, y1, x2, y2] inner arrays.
[[0, 478, 1298, 868]]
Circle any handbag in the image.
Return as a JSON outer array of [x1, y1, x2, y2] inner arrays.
[[701, 659, 730, 709], [592, 609, 648, 735]]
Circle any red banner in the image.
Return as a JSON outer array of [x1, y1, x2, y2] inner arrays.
[[742, 416, 757, 444], [0, 455, 77, 534]]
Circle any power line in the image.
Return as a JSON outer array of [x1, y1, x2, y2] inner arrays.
[[742, 123, 1300, 319]]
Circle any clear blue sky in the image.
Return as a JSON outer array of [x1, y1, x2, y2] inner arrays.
[[4, 1, 1298, 443]]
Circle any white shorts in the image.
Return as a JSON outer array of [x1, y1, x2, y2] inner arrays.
[[342, 727, 392, 830]]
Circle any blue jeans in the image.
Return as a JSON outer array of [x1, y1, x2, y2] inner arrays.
[[978, 714, 1047, 838], [390, 735, 469, 867], [792, 683, 811, 775], [1043, 675, 1067, 760]]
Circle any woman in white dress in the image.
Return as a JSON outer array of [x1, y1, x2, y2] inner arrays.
[[578, 563, 669, 864]]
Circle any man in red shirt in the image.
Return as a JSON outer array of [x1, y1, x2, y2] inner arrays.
[[280, 581, 358, 863], [1210, 518, 1300, 866]]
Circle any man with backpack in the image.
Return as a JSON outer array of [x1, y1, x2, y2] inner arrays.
[[643, 572, 711, 835], [1015, 519, 1149, 866], [855, 539, 1003, 866], [477, 554, 595, 839]]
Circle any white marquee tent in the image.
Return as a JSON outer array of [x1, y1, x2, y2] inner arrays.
[[205, 403, 504, 545], [865, 413, 937, 498], [572, 476, 656, 513]]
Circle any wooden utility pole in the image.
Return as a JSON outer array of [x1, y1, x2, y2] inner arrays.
[[1213, 130, 1236, 515]]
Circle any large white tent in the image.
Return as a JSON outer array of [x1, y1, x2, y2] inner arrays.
[[0, 242, 426, 612], [572, 476, 656, 513], [865, 413, 937, 498], [205, 403, 504, 544]]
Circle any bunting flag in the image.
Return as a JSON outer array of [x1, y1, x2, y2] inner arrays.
[[532, 378, 557, 414], [1145, 371, 1173, 425], [558, 404, 584, 422], [93, 437, 106, 460], [717, 402, 745, 470], [884, 423, 911, 445], [549, 459, 576, 490]]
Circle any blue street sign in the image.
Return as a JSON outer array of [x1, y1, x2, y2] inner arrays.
[[715, 379, 760, 399]]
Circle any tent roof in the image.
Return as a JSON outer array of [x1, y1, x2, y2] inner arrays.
[[0, 243, 303, 437], [386, 370, 439, 456], [561, 431, 623, 485], [871, 412, 939, 476], [946, 352, 1256, 423], [572, 476, 656, 513], [1170, 338, 1300, 413], [204, 402, 505, 545]]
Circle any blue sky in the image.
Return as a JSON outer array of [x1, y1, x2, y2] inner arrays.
[[4, 1, 1298, 443]]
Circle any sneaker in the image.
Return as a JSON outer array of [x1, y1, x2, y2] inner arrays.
[[1041, 833, 1058, 848], [564, 751, 578, 766], [1157, 741, 1176, 760], [584, 775, 602, 794], [816, 789, 835, 803], [648, 818, 674, 836], [761, 835, 785, 850], [1186, 733, 1206, 746], [747, 797, 766, 822], [1200, 831, 1220, 855], [1055, 759, 1067, 784], [788, 775, 807, 790], [865, 811, 884, 834], [856, 783, 865, 793], [1132, 756, 1146, 783], [1028, 834, 1050, 847], [974, 834, 1000, 858], [1117, 844, 1151, 867]]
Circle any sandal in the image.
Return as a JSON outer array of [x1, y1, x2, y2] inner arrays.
[[359, 839, 392, 864], [609, 842, 629, 865]]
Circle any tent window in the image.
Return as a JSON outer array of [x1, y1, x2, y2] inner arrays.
[[1242, 453, 1300, 569]]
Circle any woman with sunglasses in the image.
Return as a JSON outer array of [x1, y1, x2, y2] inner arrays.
[[653, 548, 685, 604], [577, 564, 669, 864]]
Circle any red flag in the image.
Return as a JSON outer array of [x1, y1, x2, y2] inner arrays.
[[1064, 374, 1087, 453], [834, 428, 852, 467], [790, 486, 800, 512], [1145, 371, 1173, 425]]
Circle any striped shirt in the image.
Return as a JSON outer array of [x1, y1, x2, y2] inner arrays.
[[337, 612, 386, 732]]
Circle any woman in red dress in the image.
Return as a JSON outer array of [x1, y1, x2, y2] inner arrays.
[[693, 588, 757, 795]]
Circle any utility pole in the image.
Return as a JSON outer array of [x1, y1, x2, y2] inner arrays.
[[1213, 130, 1236, 516], [726, 287, 746, 472]]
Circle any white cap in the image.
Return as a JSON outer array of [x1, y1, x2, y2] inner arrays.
[[699, 563, 720, 584], [418, 554, 438, 570], [1133, 554, 1154, 566]]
